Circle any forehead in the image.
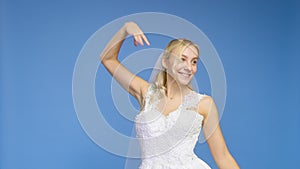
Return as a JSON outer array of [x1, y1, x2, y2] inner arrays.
[[182, 45, 199, 58]]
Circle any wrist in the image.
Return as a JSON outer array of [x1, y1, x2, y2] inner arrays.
[[119, 23, 129, 37]]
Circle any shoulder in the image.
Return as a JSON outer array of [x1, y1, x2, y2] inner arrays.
[[194, 92, 214, 118], [192, 91, 212, 106]]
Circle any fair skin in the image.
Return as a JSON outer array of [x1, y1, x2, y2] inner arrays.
[[100, 22, 240, 169]]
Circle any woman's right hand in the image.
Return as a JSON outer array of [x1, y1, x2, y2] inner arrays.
[[124, 22, 150, 46]]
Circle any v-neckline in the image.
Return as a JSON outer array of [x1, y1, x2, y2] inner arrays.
[[156, 90, 194, 118]]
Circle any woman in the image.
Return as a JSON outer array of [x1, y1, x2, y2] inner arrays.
[[100, 21, 240, 169]]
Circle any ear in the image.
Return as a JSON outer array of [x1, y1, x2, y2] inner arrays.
[[162, 57, 168, 69]]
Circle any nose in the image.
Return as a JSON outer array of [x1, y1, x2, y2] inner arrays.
[[184, 62, 192, 71]]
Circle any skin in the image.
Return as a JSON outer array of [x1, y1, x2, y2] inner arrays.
[[163, 45, 199, 86], [100, 21, 240, 169]]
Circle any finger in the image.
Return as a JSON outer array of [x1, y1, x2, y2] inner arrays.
[[141, 34, 150, 46], [136, 35, 144, 46], [133, 39, 138, 46], [134, 35, 142, 46]]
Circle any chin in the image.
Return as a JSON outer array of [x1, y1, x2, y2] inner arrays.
[[177, 78, 193, 86], [176, 75, 193, 85]]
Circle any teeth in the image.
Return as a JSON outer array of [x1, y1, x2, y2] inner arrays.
[[179, 72, 190, 77]]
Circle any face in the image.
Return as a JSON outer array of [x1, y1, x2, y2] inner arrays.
[[163, 45, 199, 85]]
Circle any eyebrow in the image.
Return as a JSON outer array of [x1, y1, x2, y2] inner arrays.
[[182, 54, 199, 60]]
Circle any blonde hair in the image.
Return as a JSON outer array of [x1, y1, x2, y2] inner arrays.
[[154, 39, 199, 96]]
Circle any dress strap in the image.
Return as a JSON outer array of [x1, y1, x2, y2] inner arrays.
[[141, 83, 158, 112], [182, 91, 207, 112]]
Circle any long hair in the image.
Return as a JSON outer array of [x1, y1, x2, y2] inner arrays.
[[154, 39, 199, 96]]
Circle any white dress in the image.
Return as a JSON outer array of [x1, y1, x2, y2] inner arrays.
[[134, 84, 211, 169]]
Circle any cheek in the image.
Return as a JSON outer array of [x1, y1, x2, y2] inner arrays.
[[192, 66, 197, 74], [170, 59, 183, 71], [174, 61, 185, 69]]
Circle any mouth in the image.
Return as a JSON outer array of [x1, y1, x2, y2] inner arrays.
[[178, 71, 192, 77]]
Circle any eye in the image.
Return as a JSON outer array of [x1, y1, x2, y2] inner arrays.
[[192, 60, 198, 64], [181, 58, 186, 62]]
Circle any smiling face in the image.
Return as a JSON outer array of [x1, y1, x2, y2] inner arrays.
[[163, 44, 199, 85]]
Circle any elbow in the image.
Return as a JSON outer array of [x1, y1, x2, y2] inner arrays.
[[213, 145, 229, 163], [100, 59, 111, 68], [100, 57, 106, 64], [215, 150, 229, 164], [100, 52, 118, 65], [100, 54, 107, 64], [215, 151, 240, 169], [100, 55, 111, 65]]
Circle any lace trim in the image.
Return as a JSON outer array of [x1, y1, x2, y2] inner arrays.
[[142, 83, 205, 116], [141, 84, 159, 112]]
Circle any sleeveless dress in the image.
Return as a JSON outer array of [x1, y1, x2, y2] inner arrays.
[[134, 84, 211, 169]]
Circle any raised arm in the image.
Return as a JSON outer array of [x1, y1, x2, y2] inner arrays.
[[100, 22, 150, 106], [199, 96, 240, 169]]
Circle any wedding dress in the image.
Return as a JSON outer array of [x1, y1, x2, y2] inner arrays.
[[134, 83, 211, 169]]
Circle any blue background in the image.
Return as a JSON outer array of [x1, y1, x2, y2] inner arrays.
[[1, 0, 299, 169]]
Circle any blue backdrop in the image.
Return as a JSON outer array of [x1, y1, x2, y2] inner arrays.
[[1, 0, 299, 169]]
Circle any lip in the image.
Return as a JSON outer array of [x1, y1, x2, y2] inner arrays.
[[178, 71, 192, 77]]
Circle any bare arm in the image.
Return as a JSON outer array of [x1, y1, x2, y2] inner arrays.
[[199, 96, 240, 169], [100, 22, 150, 106]]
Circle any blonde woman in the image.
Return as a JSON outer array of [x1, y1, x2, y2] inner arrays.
[[100, 22, 240, 169]]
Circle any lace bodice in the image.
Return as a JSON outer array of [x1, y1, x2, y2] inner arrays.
[[134, 84, 211, 169]]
